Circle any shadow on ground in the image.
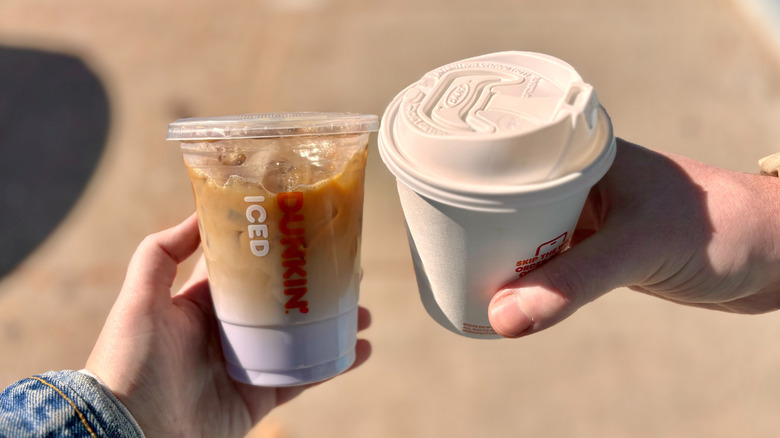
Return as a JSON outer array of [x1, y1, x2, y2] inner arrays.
[[0, 46, 109, 278]]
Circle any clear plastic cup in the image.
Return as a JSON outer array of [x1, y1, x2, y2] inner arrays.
[[378, 52, 616, 339], [168, 112, 378, 385]]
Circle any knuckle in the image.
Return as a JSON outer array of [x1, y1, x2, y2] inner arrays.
[[138, 233, 161, 251], [542, 258, 588, 306], [137, 232, 178, 262]]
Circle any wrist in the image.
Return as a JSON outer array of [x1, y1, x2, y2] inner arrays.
[[754, 156, 780, 295], [79, 369, 146, 437]]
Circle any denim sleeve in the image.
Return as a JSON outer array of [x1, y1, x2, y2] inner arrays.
[[0, 370, 145, 437]]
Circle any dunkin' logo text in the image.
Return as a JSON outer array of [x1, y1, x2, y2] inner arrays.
[[245, 194, 309, 314], [278, 192, 309, 314]]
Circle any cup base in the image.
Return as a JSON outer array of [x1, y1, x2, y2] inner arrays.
[[217, 307, 359, 387], [225, 349, 356, 387]]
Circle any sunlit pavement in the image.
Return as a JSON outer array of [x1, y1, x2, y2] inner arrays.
[[1, 1, 780, 437]]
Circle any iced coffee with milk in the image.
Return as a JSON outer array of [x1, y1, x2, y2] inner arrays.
[[168, 112, 378, 386]]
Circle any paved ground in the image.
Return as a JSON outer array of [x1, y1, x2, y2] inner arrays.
[[2, 0, 780, 437]]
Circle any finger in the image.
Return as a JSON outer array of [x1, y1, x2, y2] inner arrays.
[[349, 339, 372, 376], [173, 274, 215, 323], [122, 213, 201, 306], [570, 184, 607, 246], [357, 306, 371, 331], [176, 255, 208, 295], [489, 222, 642, 338]]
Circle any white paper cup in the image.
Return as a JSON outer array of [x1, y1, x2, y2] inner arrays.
[[168, 112, 378, 384], [378, 52, 616, 339]]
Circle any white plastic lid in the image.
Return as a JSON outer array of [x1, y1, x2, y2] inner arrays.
[[379, 51, 615, 209], [167, 112, 379, 141]]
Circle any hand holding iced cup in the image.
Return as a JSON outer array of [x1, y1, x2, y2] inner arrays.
[[168, 112, 378, 386], [86, 214, 373, 436]]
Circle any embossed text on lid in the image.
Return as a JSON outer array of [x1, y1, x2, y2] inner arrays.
[[402, 61, 547, 136]]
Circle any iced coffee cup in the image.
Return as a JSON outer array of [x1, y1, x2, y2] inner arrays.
[[168, 112, 378, 385], [378, 52, 616, 339]]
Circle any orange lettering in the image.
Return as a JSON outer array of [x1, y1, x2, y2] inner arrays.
[[279, 192, 309, 314]]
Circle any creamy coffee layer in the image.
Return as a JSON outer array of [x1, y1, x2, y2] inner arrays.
[[184, 134, 368, 325]]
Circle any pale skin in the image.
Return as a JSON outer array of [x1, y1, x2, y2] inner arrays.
[[86, 214, 372, 437], [489, 138, 780, 337]]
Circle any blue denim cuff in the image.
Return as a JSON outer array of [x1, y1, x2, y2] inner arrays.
[[0, 370, 145, 437]]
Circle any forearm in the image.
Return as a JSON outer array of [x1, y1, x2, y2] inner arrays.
[[663, 150, 780, 307]]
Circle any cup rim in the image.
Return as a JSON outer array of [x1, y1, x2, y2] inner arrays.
[[167, 112, 379, 141]]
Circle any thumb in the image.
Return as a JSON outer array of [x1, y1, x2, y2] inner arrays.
[[488, 226, 639, 338]]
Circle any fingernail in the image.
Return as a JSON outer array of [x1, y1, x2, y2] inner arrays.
[[490, 292, 533, 338]]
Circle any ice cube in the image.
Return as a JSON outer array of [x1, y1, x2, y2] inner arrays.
[[219, 150, 247, 165], [262, 159, 297, 193]]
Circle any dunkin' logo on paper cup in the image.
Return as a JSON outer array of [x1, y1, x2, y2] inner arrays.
[[515, 232, 570, 278]]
